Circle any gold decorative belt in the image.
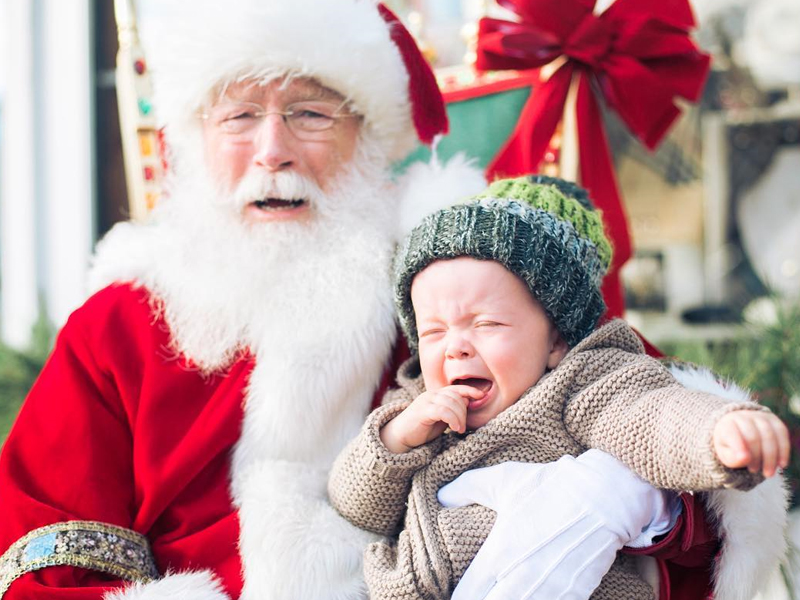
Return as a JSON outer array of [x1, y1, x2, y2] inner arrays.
[[0, 521, 158, 597]]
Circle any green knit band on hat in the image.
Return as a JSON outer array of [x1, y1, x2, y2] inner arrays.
[[474, 179, 612, 270], [395, 175, 613, 350]]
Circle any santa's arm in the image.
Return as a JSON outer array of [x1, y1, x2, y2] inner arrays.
[[0, 303, 143, 598], [0, 292, 230, 600]]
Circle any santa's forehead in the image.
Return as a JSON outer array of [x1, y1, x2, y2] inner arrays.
[[213, 77, 348, 104]]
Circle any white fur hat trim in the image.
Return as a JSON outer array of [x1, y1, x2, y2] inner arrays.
[[145, 0, 417, 160]]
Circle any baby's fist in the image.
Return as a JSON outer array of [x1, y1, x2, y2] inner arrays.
[[713, 410, 790, 477]]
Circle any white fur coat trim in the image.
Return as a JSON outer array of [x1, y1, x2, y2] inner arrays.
[[227, 265, 394, 600], [232, 459, 380, 600], [227, 247, 394, 599], [146, 0, 415, 160], [103, 570, 230, 600], [669, 365, 790, 600]]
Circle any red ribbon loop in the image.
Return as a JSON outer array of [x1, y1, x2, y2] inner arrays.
[[563, 14, 612, 68]]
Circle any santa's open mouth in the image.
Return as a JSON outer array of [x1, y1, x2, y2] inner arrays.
[[452, 377, 493, 394], [251, 198, 307, 211]]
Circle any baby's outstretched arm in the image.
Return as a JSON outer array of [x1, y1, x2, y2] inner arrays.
[[713, 410, 790, 477], [380, 385, 484, 453]]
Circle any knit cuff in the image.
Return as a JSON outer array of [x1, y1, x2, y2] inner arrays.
[[361, 400, 443, 481], [703, 402, 768, 491]]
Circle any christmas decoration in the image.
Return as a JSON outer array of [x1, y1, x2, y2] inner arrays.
[[115, 0, 163, 220], [475, 0, 711, 320]]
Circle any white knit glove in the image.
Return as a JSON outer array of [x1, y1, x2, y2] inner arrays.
[[437, 450, 680, 600]]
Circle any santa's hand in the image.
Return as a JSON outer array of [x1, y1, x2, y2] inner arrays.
[[437, 450, 679, 600]]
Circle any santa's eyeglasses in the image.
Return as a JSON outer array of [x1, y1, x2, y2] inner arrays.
[[200, 100, 360, 141]]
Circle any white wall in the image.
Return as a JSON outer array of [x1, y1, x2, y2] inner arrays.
[[0, 0, 39, 349], [39, 0, 95, 332], [0, 0, 94, 349]]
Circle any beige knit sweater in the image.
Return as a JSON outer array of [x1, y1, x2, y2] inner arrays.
[[328, 320, 765, 600]]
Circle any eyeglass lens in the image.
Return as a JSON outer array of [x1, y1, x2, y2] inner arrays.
[[205, 101, 351, 139]]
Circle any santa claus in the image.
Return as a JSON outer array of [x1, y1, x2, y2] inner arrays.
[[0, 1, 787, 599]]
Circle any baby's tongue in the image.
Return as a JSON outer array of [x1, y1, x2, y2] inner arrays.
[[453, 378, 492, 393]]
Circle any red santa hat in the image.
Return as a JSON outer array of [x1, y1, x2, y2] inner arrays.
[[147, 0, 448, 161]]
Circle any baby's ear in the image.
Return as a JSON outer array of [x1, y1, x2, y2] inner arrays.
[[548, 334, 569, 369]]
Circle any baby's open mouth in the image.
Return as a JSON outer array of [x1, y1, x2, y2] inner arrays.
[[452, 377, 493, 394], [252, 198, 306, 211]]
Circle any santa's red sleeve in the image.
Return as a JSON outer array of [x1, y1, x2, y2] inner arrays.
[[624, 493, 718, 600], [0, 285, 246, 599], [0, 287, 142, 598]]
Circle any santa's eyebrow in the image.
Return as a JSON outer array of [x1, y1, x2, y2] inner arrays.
[[220, 85, 349, 109], [284, 88, 350, 108]]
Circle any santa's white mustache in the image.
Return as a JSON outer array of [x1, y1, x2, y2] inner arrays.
[[227, 171, 324, 210]]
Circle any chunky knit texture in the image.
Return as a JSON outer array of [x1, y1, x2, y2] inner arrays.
[[395, 176, 613, 349], [328, 320, 765, 600], [528, 173, 595, 210]]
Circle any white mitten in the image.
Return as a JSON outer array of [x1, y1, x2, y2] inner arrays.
[[437, 450, 680, 600]]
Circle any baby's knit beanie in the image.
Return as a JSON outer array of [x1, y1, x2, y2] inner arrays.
[[395, 175, 613, 349]]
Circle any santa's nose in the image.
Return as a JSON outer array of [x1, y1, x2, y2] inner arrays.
[[252, 115, 297, 172]]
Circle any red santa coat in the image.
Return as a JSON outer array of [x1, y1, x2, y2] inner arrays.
[[0, 283, 788, 599], [0, 284, 248, 597]]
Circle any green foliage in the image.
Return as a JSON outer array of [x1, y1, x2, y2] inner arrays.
[[662, 301, 800, 508], [0, 311, 53, 443]]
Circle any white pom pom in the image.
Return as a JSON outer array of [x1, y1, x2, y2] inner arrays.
[[396, 151, 486, 240]]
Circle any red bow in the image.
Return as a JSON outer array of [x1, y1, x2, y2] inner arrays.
[[478, 0, 710, 319]]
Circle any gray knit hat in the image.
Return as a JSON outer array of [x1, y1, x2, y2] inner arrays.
[[395, 175, 613, 349]]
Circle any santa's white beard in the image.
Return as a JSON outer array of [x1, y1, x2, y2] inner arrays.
[[103, 137, 397, 468], [149, 138, 398, 370]]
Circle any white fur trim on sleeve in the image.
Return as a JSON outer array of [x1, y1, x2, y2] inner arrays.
[[396, 152, 486, 240], [705, 476, 789, 600], [103, 570, 231, 600], [667, 364, 752, 403]]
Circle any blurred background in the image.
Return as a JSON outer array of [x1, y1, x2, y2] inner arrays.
[[1, 1, 800, 592]]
